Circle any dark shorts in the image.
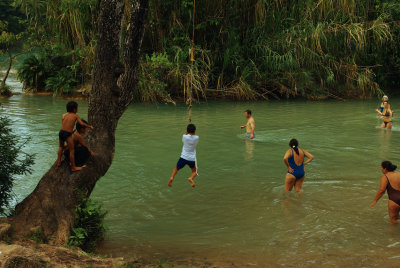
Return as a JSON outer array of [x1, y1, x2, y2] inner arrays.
[[59, 130, 73, 142], [64, 146, 90, 167], [176, 157, 196, 170], [246, 133, 255, 139]]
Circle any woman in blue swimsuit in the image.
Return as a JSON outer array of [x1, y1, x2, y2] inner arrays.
[[283, 139, 314, 193]]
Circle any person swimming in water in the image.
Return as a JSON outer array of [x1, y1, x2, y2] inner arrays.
[[283, 139, 314, 193], [377, 101, 393, 129], [370, 161, 400, 224]]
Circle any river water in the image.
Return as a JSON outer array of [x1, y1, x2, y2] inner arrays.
[[1, 78, 400, 266]]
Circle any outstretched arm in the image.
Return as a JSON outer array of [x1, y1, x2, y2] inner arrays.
[[76, 115, 94, 130], [303, 150, 314, 165], [240, 124, 247, 129], [370, 176, 388, 208]]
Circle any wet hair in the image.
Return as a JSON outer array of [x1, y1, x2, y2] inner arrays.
[[245, 109, 252, 115], [289, 138, 299, 155], [187, 124, 196, 134], [382, 161, 397, 172], [76, 119, 88, 131], [66, 101, 78, 113]]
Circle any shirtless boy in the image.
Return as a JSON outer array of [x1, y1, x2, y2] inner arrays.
[[240, 109, 255, 139], [57, 101, 93, 171]]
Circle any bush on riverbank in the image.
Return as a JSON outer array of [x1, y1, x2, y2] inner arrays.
[[67, 198, 107, 253], [17, 47, 85, 94], [0, 116, 34, 216], [0, 84, 12, 96]]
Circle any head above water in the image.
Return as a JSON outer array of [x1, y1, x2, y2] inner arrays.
[[187, 124, 196, 134], [382, 161, 397, 173], [289, 138, 300, 155], [76, 119, 88, 134], [66, 101, 78, 113], [245, 109, 252, 118]]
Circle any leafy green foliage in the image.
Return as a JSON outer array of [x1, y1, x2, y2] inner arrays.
[[11, 0, 400, 99], [138, 53, 174, 103], [0, 116, 34, 216], [17, 47, 81, 93], [45, 68, 76, 95], [17, 54, 47, 91], [67, 198, 107, 252]]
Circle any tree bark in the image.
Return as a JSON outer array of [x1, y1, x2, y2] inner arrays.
[[1, 52, 12, 87], [9, 0, 148, 244]]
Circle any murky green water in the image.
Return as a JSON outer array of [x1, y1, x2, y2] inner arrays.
[[2, 91, 400, 266]]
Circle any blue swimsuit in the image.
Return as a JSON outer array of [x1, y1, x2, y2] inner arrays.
[[288, 149, 305, 179]]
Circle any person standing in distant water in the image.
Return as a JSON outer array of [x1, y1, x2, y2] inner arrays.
[[377, 95, 389, 114], [377, 101, 393, 129], [240, 109, 255, 139], [370, 161, 400, 224], [283, 139, 314, 193]]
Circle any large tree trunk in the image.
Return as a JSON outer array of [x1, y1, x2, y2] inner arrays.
[[9, 0, 148, 244]]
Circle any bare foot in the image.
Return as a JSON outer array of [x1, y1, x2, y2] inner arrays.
[[168, 178, 173, 187], [188, 178, 196, 188], [71, 166, 84, 172]]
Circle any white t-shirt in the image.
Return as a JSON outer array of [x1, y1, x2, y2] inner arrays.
[[180, 134, 199, 161]]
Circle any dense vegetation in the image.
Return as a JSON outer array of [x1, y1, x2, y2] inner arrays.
[[2, 0, 400, 100], [0, 116, 34, 215], [0, 0, 25, 95], [67, 198, 107, 252]]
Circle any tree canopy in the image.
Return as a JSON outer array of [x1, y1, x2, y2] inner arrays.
[[5, 0, 400, 99]]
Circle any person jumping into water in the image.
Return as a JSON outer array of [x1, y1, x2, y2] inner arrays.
[[240, 109, 255, 139], [370, 161, 400, 224], [57, 101, 93, 171], [283, 139, 314, 193], [377, 101, 393, 129], [168, 124, 199, 188]]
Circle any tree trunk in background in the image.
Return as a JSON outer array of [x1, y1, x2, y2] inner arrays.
[[1, 52, 12, 87], [9, 0, 148, 244]]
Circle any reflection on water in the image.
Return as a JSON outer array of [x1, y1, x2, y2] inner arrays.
[[378, 128, 392, 159], [244, 138, 254, 161], [2, 95, 400, 266]]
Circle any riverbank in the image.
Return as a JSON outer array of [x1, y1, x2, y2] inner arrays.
[[0, 223, 206, 268], [0, 67, 390, 102]]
